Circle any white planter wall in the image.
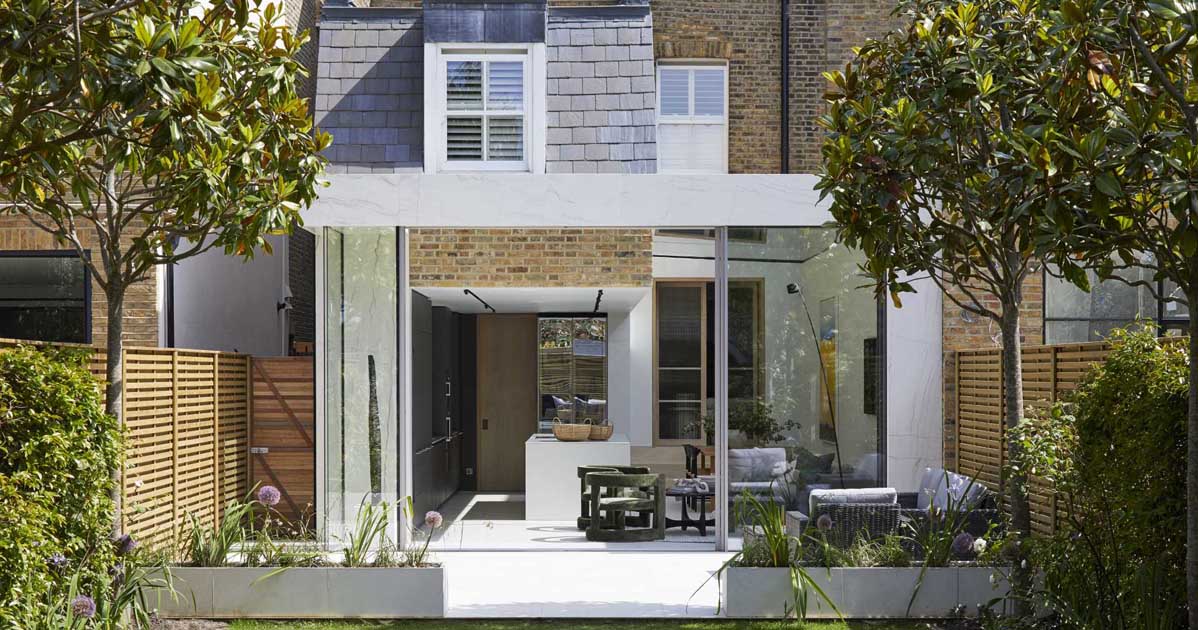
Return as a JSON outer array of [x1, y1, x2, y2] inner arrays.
[[152, 567, 446, 619], [721, 566, 1010, 619]]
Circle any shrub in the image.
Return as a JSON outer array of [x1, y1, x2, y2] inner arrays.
[[1010, 327, 1186, 628], [0, 346, 121, 626]]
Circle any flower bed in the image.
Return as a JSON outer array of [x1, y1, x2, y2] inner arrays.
[[152, 566, 446, 619], [152, 488, 447, 619], [720, 565, 1010, 619]]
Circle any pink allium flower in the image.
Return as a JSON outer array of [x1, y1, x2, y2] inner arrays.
[[257, 485, 281, 507], [71, 595, 96, 619], [424, 511, 444, 529]]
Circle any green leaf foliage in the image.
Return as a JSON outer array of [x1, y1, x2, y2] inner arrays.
[[1011, 327, 1186, 628], [0, 0, 330, 292], [817, 0, 1106, 305], [0, 346, 121, 627]]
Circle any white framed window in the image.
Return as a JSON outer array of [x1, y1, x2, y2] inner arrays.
[[436, 52, 531, 171], [656, 62, 728, 174]]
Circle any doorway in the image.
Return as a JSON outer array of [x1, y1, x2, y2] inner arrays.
[[475, 314, 538, 492]]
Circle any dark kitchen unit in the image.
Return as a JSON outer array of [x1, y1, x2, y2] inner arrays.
[[410, 293, 467, 518]]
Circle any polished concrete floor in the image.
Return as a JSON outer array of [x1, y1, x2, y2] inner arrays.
[[439, 550, 734, 617], [428, 492, 721, 551]]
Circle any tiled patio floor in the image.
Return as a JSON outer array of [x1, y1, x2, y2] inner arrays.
[[429, 492, 720, 551], [440, 551, 733, 618]]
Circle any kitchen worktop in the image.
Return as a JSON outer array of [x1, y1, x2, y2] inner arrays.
[[524, 433, 631, 521]]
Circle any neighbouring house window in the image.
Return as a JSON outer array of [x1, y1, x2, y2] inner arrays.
[[0, 252, 90, 343], [443, 54, 528, 169], [654, 280, 761, 444], [656, 63, 728, 174], [1043, 265, 1189, 343]]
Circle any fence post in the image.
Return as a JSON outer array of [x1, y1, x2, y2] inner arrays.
[[171, 351, 179, 530], [246, 356, 254, 500], [120, 348, 128, 535], [954, 351, 961, 472], [213, 354, 221, 520]]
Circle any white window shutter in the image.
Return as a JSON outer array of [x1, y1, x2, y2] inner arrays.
[[693, 69, 724, 117], [488, 62, 524, 110], [659, 68, 690, 116], [658, 123, 724, 174], [446, 61, 482, 111], [446, 116, 483, 161]]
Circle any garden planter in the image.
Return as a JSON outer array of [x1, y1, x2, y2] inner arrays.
[[721, 566, 1009, 619], [151, 566, 446, 618]]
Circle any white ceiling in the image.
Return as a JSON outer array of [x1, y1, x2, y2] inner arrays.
[[415, 287, 649, 314]]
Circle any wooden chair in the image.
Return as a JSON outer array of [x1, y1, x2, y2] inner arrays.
[[577, 465, 651, 530], [584, 471, 666, 542]]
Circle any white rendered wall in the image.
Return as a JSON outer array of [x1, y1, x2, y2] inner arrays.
[[172, 234, 288, 356], [884, 274, 943, 491]]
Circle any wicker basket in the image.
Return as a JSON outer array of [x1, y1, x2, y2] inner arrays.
[[552, 418, 591, 442], [587, 420, 613, 441]]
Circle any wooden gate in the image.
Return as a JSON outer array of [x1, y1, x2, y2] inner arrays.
[[250, 357, 316, 527]]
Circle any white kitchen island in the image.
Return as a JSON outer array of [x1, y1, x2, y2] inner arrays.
[[524, 433, 631, 521]]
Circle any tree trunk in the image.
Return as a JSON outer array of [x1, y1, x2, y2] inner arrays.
[[1188, 300, 1198, 630], [105, 281, 126, 537], [1000, 303, 1033, 616]]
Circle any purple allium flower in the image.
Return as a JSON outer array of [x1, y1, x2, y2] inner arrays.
[[112, 533, 138, 556], [816, 513, 833, 531], [47, 553, 68, 572], [952, 532, 975, 557], [71, 595, 96, 619], [424, 511, 444, 529], [257, 485, 281, 507]]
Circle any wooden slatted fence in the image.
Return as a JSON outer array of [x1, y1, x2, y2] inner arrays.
[[953, 340, 1116, 535], [249, 357, 316, 528], [0, 339, 250, 549]]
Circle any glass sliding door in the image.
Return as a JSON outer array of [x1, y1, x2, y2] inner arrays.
[[323, 228, 399, 541], [724, 227, 882, 545]]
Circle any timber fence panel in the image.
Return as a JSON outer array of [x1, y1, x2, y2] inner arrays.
[[0, 339, 251, 550], [952, 340, 1115, 536]]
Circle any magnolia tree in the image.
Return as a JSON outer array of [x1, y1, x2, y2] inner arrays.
[[817, 0, 1104, 610], [0, 0, 330, 533], [1054, 0, 1198, 624]]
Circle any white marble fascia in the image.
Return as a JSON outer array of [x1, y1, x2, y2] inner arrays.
[[304, 174, 829, 227]]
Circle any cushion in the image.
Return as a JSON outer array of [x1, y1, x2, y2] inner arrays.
[[728, 448, 788, 483], [915, 468, 989, 511], [809, 487, 897, 516], [793, 447, 835, 474]]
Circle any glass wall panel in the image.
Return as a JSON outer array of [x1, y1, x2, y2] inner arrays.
[[726, 227, 881, 542], [323, 228, 399, 541]]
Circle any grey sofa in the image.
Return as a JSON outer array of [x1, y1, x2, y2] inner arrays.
[[897, 468, 1000, 536]]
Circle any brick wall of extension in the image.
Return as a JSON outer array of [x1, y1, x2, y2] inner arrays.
[[408, 229, 652, 288]]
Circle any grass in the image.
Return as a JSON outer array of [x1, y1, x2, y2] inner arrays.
[[229, 621, 941, 630]]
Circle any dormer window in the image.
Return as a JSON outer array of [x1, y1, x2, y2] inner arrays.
[[441, 53, 530, 170]]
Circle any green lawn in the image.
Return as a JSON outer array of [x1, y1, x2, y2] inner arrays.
[[229, 621, 940, 630]]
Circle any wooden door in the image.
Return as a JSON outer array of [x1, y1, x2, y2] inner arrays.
[[250, 357, 315, 527], [476, 314, 537, 492]]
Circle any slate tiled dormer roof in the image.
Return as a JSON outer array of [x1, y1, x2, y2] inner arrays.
[[544, 2, 656, 173], [315, 8, 425, 173], [313, 0, 657, 173]]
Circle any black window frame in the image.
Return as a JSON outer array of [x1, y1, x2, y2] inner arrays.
[[0, 250, 92, 344]]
